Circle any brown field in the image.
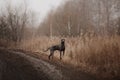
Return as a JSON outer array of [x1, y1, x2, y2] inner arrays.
[[5, 35, 120, 79]]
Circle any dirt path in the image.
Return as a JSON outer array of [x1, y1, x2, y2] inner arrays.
[[0, 49, 97, 80], [11, 51, 64, 80]]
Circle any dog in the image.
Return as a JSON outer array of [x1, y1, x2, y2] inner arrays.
[[44, 39, 65, 60]]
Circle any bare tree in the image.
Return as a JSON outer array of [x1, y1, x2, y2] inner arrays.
[[0, 1, 36, 43]]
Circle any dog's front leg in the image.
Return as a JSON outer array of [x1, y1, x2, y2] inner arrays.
[[63, 50, 65, 56], [60, 51, 62, 60]]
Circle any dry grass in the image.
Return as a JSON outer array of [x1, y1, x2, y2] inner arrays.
[[17, 35, 120, 79], [0, 39, 16, 48]]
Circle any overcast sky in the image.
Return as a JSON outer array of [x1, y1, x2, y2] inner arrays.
[[0, 0, 64, 24]]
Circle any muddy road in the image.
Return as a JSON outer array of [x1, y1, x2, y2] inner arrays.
[[0, 49, 96, 80]]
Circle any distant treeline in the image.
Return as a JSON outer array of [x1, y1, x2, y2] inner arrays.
[[37, 0, 120, 37], [0, 0, 120, 42]]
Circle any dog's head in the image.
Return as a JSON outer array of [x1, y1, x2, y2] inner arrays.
[[61, 39, 65, 44]]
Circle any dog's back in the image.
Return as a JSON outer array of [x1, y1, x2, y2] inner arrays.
[[50, 45, 61, 50]]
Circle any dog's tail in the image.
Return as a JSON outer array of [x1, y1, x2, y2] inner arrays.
[[43, 48, 50, 52]]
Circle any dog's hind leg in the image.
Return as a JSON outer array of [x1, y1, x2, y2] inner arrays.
[[48, 51, 54, 60], [52, 53, 54, 59], [48, 54, 51, 60]]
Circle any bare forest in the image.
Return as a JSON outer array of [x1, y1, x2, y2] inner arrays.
[[0, 0, 120, 80]]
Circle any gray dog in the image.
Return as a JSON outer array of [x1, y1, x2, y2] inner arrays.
[[44, 39, 65, 60]]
